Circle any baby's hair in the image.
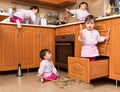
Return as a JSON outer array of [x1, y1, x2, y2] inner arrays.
[[85, 15, 95, 23], [79, 2, 88, 8], [30, 6, 39, 13], [40, 49, 51, 59]]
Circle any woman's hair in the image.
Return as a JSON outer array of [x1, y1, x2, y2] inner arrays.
[[79, 2, 88, 8], [40, 49, 51, 59], [30, 6, 39, 13], [85, 15, 95, 22]]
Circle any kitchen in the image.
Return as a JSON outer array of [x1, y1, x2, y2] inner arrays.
[[0, 0, 120, 92]]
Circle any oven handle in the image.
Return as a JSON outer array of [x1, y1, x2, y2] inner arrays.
[[55, 43, 72, 45]]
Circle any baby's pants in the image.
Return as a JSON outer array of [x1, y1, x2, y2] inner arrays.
[[43, 73, 57, 82]]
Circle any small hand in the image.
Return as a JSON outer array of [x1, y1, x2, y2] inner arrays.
[[65, 8, 70, 12], [79, 31, 84, 40], [56, 73, 60, 78], [105, 33, 109, 40], [36, 74, 43, 78]]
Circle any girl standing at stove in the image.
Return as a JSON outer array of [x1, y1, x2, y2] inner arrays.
[[78, 15, 109, 61], [66, 2, 90, 22]]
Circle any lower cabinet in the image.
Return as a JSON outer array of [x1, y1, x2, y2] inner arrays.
[[0, 25, 18, 71], [36, 28, 55, 67], [68, 56, 109, 83], [20, 27, 55, 69], [19, 27, 37, 69], [109, 18, 120, 81], [0, 25, 55, 71]]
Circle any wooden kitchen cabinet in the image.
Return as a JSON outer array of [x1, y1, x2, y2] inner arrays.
[[0, 25, 18, 71], [109, 18, 120, 81], [0, 25, 2, 70], [0, 24, 55, 71], [56, 25, 75, 36], [19, 27, 55, 69], [19, 27, 37, 69], [36, 28, 55, 67], [58, 0, 76, 7], [13, 0, 76, 7]]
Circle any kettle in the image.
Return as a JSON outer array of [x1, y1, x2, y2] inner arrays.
[[40, 18, 47, 26]]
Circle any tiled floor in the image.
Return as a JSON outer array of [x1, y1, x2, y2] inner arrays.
[[0, 71, 120, 92]]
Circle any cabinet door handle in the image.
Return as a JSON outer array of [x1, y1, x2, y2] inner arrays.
[[38, 32, 40, 38], [35, 32, 37, 38], [16, 29, 19, 37]]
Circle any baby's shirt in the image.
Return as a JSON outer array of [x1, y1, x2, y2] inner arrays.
[[70, 9, 89, 21], [78, 29, 106, 45], [38, 60, 57, 77], [14, 9, 36, 24]]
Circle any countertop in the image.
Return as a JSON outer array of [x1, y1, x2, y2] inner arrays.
[[1, 14, 120, 28], [0, 13, 9, 16]]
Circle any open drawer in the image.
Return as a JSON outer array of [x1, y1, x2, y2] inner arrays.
[[68, 56, 109, 83]]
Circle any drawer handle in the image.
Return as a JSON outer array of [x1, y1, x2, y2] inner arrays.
[[73, 68, 80, 71]]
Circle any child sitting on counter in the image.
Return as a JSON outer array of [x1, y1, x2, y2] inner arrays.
[[78, 15, 109, 61], [37, 49, 58, 83], [66, 2, 90, 22], [10, 6, 39, 24]]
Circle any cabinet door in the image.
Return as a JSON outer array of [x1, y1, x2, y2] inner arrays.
[[37, 28, 55, 66], [20, 27, 37, 69], [109, 18, 120, 81], [0, 25, 2, 70], [59, 0, 76, 3], [1, 25, 18, 71], [46, 0, 58, 4]]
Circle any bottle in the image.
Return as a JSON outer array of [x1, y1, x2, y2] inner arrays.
[[119, 0, 120, 14], [106, 4, 111, 16]]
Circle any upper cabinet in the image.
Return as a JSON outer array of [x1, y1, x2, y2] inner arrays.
[[13, 0, 76, 7], [58, 0, 76, 7]]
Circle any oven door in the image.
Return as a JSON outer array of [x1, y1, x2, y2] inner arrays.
[[55, 41, 74, 69]]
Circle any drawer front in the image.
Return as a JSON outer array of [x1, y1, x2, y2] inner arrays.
[[68, 57, 90, 83], [56, 26, 75, 35], [90, 59, 109, 79]]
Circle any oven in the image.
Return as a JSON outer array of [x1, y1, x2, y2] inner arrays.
[[55, 34, 75, 69]]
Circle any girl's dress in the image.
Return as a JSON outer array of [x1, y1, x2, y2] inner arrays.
[[78, 29, 106, 61]]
